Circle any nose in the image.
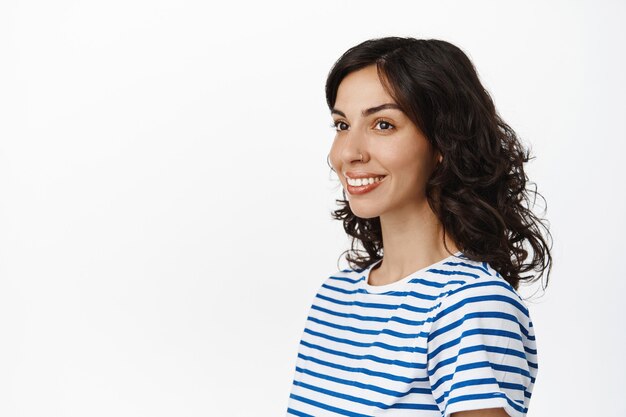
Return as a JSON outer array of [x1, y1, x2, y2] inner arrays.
[[339, 127, 369, 165]]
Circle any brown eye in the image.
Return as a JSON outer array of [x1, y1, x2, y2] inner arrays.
[[375, 120, 394, 130], [333, 121, 349, 131]]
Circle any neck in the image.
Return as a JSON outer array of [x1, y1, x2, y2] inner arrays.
[[372, 198, 459, 285]]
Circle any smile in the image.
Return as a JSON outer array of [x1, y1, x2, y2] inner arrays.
[[346, 176, 386, 186], [346, 176, 387, 195]]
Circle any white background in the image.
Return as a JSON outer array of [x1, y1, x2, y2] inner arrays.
[[1, 1, 624, 416]]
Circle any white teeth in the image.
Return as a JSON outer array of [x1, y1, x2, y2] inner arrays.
[[346, 176, 385, 186]]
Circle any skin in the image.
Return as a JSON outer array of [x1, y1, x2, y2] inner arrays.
[[328, 64, 510, 417], [329, 64, 460, 286]]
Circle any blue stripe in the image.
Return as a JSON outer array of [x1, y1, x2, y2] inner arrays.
[[294, 379, 391, 409], [450, 377, 500, 391], [428, 328, 523, 361], [448, 279, 516, 298], [289, 393, 371, 417], [525, 345, 537, 355], [461, 344, 530, 362], [384, 327, 429, 339], [499, 381, 529, 392], [426, 268, 480, 279], [444, 280, 528, 316], [311, 304, 387, 323], [294, 380, 441, 411], [312, 303, 438, 327], [300, 339, 426, 369], [442, 261, 491, 275], [407, 277, 467, 288], [436, 377, 530, 406], [307, 315, 383, 335], [322, 283, 363, 295], [429, 361, 533, 391], [491, 362, 534, 380], [304, 328, 427, 354], [389, 403, 440, 410], [297, 352, 428, 384], [430, 361, 489, 391], [432, 293, 530, 329], [307, 315, 429, 340], [328, 275, 365, 284], [295, 366, 431, 398], [428, 343, 533, 375], [324, 282, 442, 301], [316, 293, 401, 310], [286, 407, 314, 417], [445, 391, 527, 414], [436, 377, 500, 403], [429, 310, 529, 341], [316, 293, 436, 314]]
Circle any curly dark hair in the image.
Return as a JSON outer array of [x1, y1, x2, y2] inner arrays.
[[325, 37, 552, 291]]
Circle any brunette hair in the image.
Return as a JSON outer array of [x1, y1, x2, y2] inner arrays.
[[325, 37, 552, 291]]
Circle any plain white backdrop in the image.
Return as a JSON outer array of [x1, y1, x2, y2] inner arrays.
[[1, 1, 624, 416]]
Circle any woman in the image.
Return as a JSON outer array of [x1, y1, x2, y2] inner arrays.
[[286, 37, 552, 417]]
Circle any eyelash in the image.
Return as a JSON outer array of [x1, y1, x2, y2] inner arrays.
[[330, 119, 396, 132]]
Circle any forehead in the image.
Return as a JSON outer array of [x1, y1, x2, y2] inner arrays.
[[335, 65, 395, 109]]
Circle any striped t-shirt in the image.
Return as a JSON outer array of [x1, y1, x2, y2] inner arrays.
[[286, 251, 537, 417]]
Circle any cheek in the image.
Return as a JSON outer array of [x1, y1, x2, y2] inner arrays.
[[379, 142, 421, 172], [381, 142, 435, 182], [328, 140, 342, 171]]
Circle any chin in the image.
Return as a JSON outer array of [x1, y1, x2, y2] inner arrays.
[[348, 205, 382, 220]]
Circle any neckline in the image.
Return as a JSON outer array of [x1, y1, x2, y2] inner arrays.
[[362, 251, 463, 294]]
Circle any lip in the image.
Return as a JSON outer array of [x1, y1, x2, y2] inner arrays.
[[344, 171, 387, 179], [345, 175, 387, 195]]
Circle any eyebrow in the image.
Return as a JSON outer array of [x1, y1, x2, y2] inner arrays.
[[331, 103, 402, 118]]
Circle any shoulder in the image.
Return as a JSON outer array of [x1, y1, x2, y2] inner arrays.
[[322, 263, 369, 286], [424, 255, 538, 417], [422, 254, 536, 356], [426, 254, 530, 319], [312, 263, 371, 298]]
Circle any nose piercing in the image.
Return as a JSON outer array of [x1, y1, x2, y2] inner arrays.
[[359, 153, 363, 161]]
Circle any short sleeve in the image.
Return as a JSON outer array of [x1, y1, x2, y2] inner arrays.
[[426, 279, 538, 417]]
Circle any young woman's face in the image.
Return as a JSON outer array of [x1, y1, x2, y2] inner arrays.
[[329, 64, 440, 220]]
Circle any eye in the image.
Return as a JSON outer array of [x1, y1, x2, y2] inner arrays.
[[374, 119, 395, 131], [331, 120, 349, 132]]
